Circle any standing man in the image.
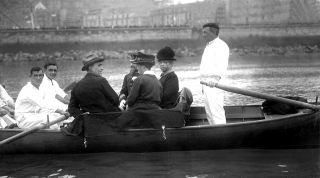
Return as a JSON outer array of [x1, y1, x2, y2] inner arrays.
[[15, 67, 68, 129], [68, 54, 120, 119], [40, 61, 69, 111], [126, 52, 162, 110], [200, 23, 229, 125]]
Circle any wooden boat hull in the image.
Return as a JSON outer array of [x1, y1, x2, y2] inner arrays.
[[1, 106, 320, 154]]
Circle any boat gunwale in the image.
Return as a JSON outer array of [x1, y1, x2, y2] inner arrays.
[[0, 110, 316, 133]]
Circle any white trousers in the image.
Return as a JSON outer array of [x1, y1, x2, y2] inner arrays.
[[17, 113, 61, 130], [203, 86, 226, 125]]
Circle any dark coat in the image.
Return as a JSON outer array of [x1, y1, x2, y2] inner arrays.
[[68, 73, 120, 118], [119, 71, 139, 101], [127, 74, 162, 110], [159, 71, 179, 109]]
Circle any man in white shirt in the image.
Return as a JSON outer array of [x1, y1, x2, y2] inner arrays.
[[0, 85, 15, 110], [0, 84, 16, 128], [39, 61, 69, 111], [200, 23, 229, 125], [15, 67, 68, 129]]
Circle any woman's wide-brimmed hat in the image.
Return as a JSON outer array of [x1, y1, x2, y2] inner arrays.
[[157, 46, 176, 61], [130, 52, 155, 66], [81, 54, 105, 71]]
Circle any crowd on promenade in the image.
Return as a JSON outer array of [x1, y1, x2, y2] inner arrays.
[[0, 44, 319, 62]]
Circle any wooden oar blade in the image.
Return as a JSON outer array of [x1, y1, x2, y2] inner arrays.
[[200, 81, 320, 111], [63, 81, 77, 92], [0, 115, 67, 146]]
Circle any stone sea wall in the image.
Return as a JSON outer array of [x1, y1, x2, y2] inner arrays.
[[1, 44, 319, 62]]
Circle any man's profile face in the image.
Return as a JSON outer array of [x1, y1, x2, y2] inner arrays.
[[45, 65, 58, 80], [89, 62, 104, 76], [202, 27, 217, 43], [30, 70, 44, 88]]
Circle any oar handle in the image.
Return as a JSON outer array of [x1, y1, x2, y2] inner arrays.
[[0, 115, 67, 146], [200, 81, 320, 111]]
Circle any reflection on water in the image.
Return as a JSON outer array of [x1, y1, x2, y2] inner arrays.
[[1, 149, 320, 177], [1, 54, 320, 177]]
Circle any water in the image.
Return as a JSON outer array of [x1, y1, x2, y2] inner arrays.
[[1, 53, 320, 105], [1, 53, 320, 177], [1, 149, 320, 177]]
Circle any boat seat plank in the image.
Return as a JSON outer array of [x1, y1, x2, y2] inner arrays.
[[186, 105, 265, 125]]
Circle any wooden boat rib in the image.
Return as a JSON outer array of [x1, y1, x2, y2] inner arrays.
[[1, 105, 319, 154]]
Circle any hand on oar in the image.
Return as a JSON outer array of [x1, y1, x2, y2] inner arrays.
[[200, 81, 320, 111], [201, 80, 219, 88]]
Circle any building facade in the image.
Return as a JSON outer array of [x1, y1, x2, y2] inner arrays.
[[0, 0, 319, 30]]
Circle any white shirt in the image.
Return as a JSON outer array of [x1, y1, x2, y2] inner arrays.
[[39, 74, 67, 101], [15, 82, 58, 122], [0, 99, 5, 108], [200, 37, 229, 81], [143, 70, 156, 76], [0, 85, 14, 106]]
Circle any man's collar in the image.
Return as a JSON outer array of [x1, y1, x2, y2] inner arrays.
[[160, 70, 173, 78], [207, 37, 219, 45], [86, 72, 100, 77], [44, 74, 52, 81], [143, 70, 155, 75], [28, 82, 39, 90]]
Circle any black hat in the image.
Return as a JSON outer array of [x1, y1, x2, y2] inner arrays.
[[130, 52, 155, 65], [157, 46, 176, 61], [81, 54, 105, 71]]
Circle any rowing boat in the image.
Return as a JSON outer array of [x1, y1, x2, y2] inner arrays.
[[1, 105, 319, 155]]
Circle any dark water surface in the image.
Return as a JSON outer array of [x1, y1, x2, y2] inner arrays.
[[1, 53, 320, 177], [1, 149, 320, 178]]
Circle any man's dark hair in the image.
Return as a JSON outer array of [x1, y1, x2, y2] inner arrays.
[[44, 61, 58, 69], [203, 23, 220, 35], [30, 67, 43, 75]]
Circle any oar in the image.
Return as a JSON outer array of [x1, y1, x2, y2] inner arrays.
[[0, 115, 67, 146], [63, 81, 77, 92], [200, 81, 320, 111]]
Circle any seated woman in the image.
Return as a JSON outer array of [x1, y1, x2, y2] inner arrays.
[[157, 46, 179, 109], [126, 52, 162, 110]]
